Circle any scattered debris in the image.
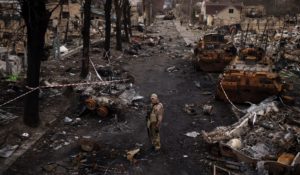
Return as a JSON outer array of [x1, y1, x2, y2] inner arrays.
[[59, 45, 69, 54], [183, 104, 197, 115], [64, 117, 73, 124], [202, 95, 300, 174], [0, 145, 19, 158], [21, 133, 30, 138], [146, 37, 161, 46], [203, 97, 280, 143], [163, 11, 175, 20], [227, 138, 242, 150], [166, 66, 179, 73], [42, 163, 58, 172], [277, 153, 295, 165], [119, 89, 143, 105], [126, 148, 140, 163], [0, 109, 19, 125], [201, 91, 213, 95], [125, 44, 141, 55], [213, 164, 235, 175], [79, 138, 95, 152], [185, 131, 200, 138], [203, 104, 213, 115], [249, 143, 270, 159], [193, 81, 201, 88]]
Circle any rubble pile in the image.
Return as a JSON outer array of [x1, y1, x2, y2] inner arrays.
[[125, 34, 162, 56], [285, 49, 300, 63], [73, 66, 143, 119], [202, 97, 300, 174]]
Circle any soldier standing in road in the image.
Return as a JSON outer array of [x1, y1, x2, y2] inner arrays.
[[147, 94, 164, 151]]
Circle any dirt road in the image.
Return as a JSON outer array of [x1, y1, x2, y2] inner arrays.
[[5, 19, 236, 175]]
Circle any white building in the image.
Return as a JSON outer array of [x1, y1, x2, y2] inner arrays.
[[201, 0, 243, 26]]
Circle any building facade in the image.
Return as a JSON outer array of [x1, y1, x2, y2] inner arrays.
[[202, 0, 243, 26]]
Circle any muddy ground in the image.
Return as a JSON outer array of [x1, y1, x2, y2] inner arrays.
[[2, 19, 237, 175]]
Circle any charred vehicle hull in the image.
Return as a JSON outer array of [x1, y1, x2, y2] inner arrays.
[[216, 47, 285, 103], [193, 33, 237, 72], [193, 49, 236, 72], [216, 70, 283, 103]]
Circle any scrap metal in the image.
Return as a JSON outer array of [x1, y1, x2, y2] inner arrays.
[[202, 96, 300, 174]]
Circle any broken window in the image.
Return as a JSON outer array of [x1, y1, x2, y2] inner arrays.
[[229, 9, 234, 14], [62, 11, 70, 18], [61, 0, 69, 5], [3, 32, 12, 39]]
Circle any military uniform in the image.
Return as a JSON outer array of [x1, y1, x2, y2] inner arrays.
[[147, 102, 164, 150]]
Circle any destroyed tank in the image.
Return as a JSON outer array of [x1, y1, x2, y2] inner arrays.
[[216, 47, 286, 103], [193, 33, 237, 72]]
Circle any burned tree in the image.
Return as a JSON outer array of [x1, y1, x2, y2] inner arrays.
[[104, 0, 112, 59], [19, 0, 51, 127], [123, 0, 131, 42], [81, 0, 92, 78], [127, 1, 132, 37], [63, 1, 70, 43], [114, 0, 123, 50]]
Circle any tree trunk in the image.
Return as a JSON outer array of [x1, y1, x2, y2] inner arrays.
[[114, 0, 122, 51], [123, 0, 129, 42], [127, 3, 132, 36], [104, 0, 112, 59], [21, 0, 50, 127], [63, 1, 70, 43], [64, 17, 70, 43], [81, 0, 91, 78]]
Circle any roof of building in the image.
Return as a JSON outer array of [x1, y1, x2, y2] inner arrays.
[[206, 1, 243, 15], [242, 1, 263, 6]]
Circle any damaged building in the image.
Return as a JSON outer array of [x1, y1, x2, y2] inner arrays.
[[242, 4, 266, 18], [201, 0, 243, 26], [47, 0, 82, 43], [0, 0, 24, 55]]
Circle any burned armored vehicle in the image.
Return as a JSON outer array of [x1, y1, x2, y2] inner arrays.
[[193, 33, 237, 72], [216, 47, 287, 103]]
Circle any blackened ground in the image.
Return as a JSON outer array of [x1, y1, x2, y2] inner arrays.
[[4, 19, 236, 175]]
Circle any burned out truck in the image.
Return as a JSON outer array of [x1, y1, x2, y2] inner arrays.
[[193, 33, 237, 72], [216, 47, 287, 103]]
